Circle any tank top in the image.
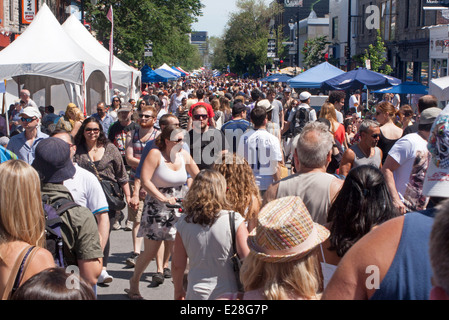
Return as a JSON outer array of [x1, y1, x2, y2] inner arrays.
[[130, 128, 158, 181], [320, 244, 338, 289], [277, 172, 335, 225], [378, 130, 399, 163], [351, 144, 382, 169], [370, 210, 434, 300], [151, 151, 187, 188]]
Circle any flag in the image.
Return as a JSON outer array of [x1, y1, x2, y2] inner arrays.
[[227, 65, 230, 73], [107, 5, 114, 91]]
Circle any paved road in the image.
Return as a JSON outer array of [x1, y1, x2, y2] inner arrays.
[[96, 218, 174, 300]]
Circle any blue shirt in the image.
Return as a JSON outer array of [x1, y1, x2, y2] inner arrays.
[[0, 145, 18, 163], [6, 129, 49, 164], [90, 113, 114, 135], [221, 119, 250, 153]]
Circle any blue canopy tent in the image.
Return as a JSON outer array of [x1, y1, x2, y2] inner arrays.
[[261, 74, 293, 83], [321, 68, 402, 91], [287, 62, 345, 89], [140, 65, 178, 83], [373, 81, 428, 95], [172, 66, 187, 77]]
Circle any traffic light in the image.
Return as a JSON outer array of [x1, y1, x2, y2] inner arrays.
[[280, 60, 284, 65]]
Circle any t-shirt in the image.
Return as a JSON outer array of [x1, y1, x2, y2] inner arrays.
[[107, 121, 139, 161], [269, 99, 283, 127], [63, 164, 109, 215], [288, 104, 317, 123], [388, 133, 429, 209], [221, 119, 251, 153], [187, 128, 228, 170], [237, 128, 282, 191]]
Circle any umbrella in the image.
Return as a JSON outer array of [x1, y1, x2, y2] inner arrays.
[[321, 68, 402, 91], [373, 81, 428, 95], [287, 62, 345, 89], [261, 74, 293, 82], [429, 76, 449, 101], [278, 67, 303, 76]]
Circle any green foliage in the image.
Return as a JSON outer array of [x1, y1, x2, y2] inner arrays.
[[362, 29, 393, 75], [85, 0, 203, 70], [301, 35, 329, 69], [219, 0, 283, 76]]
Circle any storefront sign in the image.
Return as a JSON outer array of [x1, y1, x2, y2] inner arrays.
[[21, 0, 38, 25]]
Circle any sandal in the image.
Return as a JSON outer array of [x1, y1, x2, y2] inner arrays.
[[124, 288, 144, 300]]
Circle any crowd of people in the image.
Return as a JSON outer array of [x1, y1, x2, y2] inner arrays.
[[0, 77, 448, 301]]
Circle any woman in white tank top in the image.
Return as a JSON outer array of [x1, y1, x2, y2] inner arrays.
[[126, 125, 199, 300]]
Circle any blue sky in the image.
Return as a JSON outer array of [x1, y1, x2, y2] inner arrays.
[[192, 0, 272, 38]]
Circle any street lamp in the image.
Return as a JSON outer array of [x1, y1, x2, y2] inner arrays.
[[288, 19, 295, 67]]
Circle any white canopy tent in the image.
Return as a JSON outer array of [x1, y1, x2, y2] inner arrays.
[[0, 4, 109, 115], [429, 75, 449, 103], [62, 14, 141, 105]]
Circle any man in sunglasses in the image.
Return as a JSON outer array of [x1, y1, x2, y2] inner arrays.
[[6, 107, 48, 164], [339, 119, 382, 177], [91, 102, 114, 135]]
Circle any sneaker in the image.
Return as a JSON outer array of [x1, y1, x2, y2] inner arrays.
[[98, 270, 113, 284], [152, 272, 164, 285], [112, 220, 121, 230], [126, 252, 139, 267], [124, 220, 133, 231], [163, 268, 172, 279]]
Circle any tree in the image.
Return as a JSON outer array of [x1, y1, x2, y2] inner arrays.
[[362, 29, 393, 75], [221, 0, 283, 77], [301, 35, 330, 69], [85, 0, 203, 70]]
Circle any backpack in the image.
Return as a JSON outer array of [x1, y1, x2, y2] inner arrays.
[[42, 195, 79, 267], [293, 107, 310, 136]]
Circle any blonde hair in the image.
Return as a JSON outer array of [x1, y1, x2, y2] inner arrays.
[[0, 160, 46, 248], [319, 102, 338, 133], [240, 250, 322, 300], [64, 103, 83, 129], [183, 169, 231, 227], [213, 153, 261, 223], [210, 98, 220, 112]]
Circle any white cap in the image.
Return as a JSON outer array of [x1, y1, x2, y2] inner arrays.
[[19, 107, 42, 119], [423, 105, 449, 197], [299, 91, 312, 101]]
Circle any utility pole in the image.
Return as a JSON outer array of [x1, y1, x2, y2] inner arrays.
[[347, 0, 352, 71]]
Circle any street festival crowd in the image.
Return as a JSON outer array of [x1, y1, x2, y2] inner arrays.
[[1, 76, 449, 301]]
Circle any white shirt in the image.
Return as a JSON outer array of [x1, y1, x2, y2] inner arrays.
[[63, 164, 109, 215], [388, 133, 429, 200], [287, 103, 317, 123], [349, 94, 360, 110], [237, 128, 282, 191]]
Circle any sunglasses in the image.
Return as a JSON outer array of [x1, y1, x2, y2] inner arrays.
[[21, 117, 37, 123], [170, 138, 184, 143], [376, 111, 382, 116], [193, 114, 208, 120], [139, 114, 154, 119], [113, 100, 120, 102], [371, 134, 380, 139], [85, 128, 100, 133]]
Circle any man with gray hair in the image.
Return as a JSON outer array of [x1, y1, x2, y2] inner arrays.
[[263, 121, 344, 224], [339, 119, 382, 177]]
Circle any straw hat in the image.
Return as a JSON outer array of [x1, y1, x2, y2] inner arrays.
[[248, 196, 329, 263]]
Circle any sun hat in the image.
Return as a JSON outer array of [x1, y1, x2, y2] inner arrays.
[[19, 106, 42, 119], [32, 137, 76, 183], [423, 105, 449, 197], [257, 99, 273, 112], [419, 107, 442, 125], [248, 196, 330, 263]]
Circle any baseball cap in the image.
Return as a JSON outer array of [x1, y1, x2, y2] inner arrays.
[[118, 106, 132, 113], [419, 107, 442, 125], [20, 107, 42, 119], [32, 137, 76, 183], [299, 91, 312, 101], [423, 105, 449, 197]]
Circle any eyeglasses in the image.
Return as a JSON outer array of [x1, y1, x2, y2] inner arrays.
[[21, 117, 37, 123], [139, 114, 154, 119], [193, 114, 208, 120], [85, 128, 100, 133], [371, 134, 380, 139], [339, 100, 345, 104]]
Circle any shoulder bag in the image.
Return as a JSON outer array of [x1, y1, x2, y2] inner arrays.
[[229, 211, 244, 292], [88, 157, 126, 212]]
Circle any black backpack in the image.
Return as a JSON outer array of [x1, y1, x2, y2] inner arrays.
[[293, 107, 310, 136], [42, 195, 79, 267]]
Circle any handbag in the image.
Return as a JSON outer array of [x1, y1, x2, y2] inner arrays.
[[89, 158, 126, 212], [229, 211, 244, 292]]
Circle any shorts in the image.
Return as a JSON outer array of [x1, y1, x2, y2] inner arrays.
[[128, 199, 144, 223]]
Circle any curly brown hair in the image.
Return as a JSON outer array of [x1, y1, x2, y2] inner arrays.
[[213, 153, 261, 225], [183, 169, 231, 227]]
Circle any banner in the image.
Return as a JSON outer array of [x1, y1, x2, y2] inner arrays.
[[284, 0, 303, 8], [424, 0, 449, 9], [21, 0, 38, 25]]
